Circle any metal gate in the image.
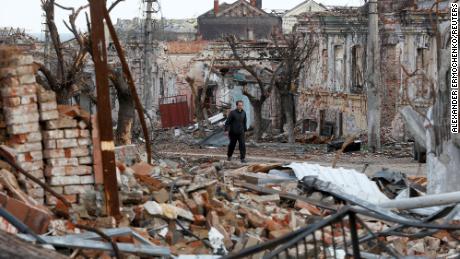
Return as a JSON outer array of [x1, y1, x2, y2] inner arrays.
[[159, 95, 190, 128]]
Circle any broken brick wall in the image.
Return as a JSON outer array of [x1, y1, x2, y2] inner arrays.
[[0, 46, 94, 206], [296, 90, 367, 137]]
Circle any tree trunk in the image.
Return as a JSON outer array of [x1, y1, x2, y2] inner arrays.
[[281, 93, 296, 143], [252, 101, 263, 141], [111, 71, 135, 145], [116, 93, 135, 145]]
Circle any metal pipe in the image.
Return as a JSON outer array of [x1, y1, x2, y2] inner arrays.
[[379, 191, 460, 210]]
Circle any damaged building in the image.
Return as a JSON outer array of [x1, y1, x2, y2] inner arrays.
[[292, 0, 450, 140], [198, 0, 282, 40]]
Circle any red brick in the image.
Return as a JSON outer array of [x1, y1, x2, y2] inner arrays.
[[5, 195, 30, 222]]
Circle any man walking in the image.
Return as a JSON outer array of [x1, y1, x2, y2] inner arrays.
[[225, 100, 247, 163]]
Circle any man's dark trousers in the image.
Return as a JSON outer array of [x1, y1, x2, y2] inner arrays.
[[227, 132, 246, 160]]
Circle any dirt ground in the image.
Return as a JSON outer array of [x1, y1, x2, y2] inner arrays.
[[156, 141, 426, 176]]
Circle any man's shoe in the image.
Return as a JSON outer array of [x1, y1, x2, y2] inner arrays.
[[240, 159, 247, 163], [227, 157, 232, 161]]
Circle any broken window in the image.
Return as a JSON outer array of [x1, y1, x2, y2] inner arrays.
[[333, 45, 344, 91], [351, 45, 364, 94]]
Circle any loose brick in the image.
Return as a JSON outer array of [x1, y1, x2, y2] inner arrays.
[[18, 74, 36, 84], [43, 139, 57, 149], [16, 151, 43, 162], [80, 175, 95, 185], [56, 138, 78, 148], [78, 138, 91, 146], [3, 103, 37, 116], [1, 83, 37, 97], [47, 157, 79, 167], [78, 156, 93, 165], [8, 142, 42, 153], [65, 147, 89, 158], [24, 180, 45, 190], [43, 130, 64, 140], [7, 132, 42, 144], [20, 95, 37, 105], [0, 77, 20, 89], [64, 185, 94, 195], [79, 129, 90, 138], [45, 165, 92, 176], [39, 102, 57, 112], [40, 110, 59, 121], [7, 122, 39, 134], [37, 91, 56, 103], [50, 186, 64, 194], [21, 161, 44, 171], [2, 96, 21, 107], [28, 187, 44, 198], [0, 67, 17, 77], [43, 149, 65, 159], [28, 170, 44, 179], [4, 112, 39, 125], [16, 65, 35, 76], [64, 129, 80, 138], [49, 175, 81, 186], [45, 117, 77, 129]]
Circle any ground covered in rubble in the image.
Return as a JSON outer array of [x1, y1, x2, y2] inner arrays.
[[157, 139, 426, 176]]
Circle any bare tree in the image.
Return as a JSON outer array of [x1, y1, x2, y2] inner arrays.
[[226, 35, 280, 141], [39, 0, 134, 144], [272, 33, 317, 144], [39, 0, 90, 103]]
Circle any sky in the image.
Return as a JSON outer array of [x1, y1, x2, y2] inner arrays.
[[0, 0, 364, 34]]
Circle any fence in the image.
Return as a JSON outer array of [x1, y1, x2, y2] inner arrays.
[[159, 95, 190, 128]]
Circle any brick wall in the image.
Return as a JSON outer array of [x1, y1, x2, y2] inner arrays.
[[0, 46, 94, 206]]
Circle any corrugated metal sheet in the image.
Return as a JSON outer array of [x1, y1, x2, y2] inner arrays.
[[159, 95, 191, 128], [284, 162, 390, 204]]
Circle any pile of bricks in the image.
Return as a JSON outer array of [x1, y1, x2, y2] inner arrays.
[[0, 46, 95, 206], [0, 47, 45, 204]]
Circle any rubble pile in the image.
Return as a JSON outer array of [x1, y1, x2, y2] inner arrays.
[[39, 158, 457, 257]]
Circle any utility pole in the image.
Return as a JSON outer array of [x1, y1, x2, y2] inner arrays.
[[366, 0, 381, 152], [142, 0, 156, 114]]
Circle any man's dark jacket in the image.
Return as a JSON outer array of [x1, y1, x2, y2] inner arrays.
[[225, 109, 247, 135]]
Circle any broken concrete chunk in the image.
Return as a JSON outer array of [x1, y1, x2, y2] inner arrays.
[[153, 188, 170, 203]]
